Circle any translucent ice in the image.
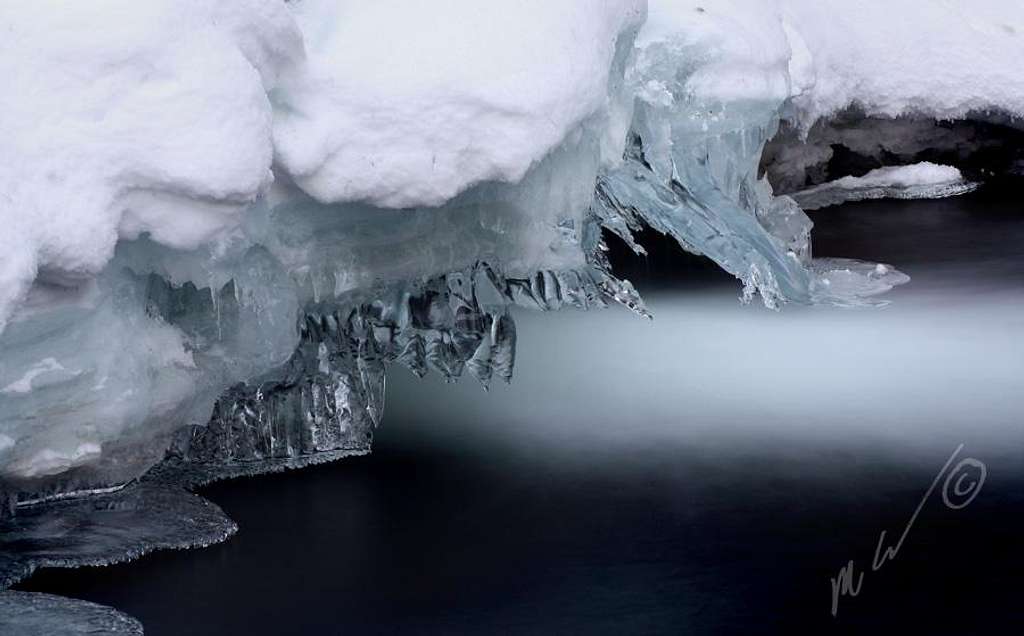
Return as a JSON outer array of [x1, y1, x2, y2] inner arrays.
[[595, 6, 910, 308]]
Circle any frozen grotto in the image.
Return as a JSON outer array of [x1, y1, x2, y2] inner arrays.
[[2, 0, 1024, 632]]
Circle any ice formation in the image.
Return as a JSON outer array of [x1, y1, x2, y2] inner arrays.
[[791, 163, 979, 210], [0, 592, 143, 635], [0, 0, 646, 498], [2, 0, 1023, 628]]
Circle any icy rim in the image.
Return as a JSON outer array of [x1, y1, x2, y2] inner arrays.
[[0, 591, 144, 636]]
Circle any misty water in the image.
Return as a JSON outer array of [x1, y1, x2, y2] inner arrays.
[[18, 185, 1024, 634]]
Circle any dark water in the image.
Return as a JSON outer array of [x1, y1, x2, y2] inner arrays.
[[18, 185, 1024, 635]]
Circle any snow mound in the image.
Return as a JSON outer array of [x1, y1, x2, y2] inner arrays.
[[792, 163, 979, 210], [642, 0, 1024, 127], [0, 0, 302, 331], [830, 164, 967, 189], [273, 0, 646, 208]]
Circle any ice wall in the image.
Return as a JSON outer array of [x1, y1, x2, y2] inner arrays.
[[0, 0, 646, 500]]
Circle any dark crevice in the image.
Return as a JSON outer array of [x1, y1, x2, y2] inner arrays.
[[762, 108, 1024, 193]]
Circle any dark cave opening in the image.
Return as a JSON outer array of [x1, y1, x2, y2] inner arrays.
[[761, 109, 1024, 194]]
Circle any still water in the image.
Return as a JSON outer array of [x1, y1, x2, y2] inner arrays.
[[19, 186, 1024, 634]]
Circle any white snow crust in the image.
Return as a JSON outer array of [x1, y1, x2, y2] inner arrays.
[[273, 0, 647, 207], [826, 163, 967, 190], [642, 0, 1024, 125], [0, 0, 303, 331]]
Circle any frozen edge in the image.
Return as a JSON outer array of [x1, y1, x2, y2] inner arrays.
[[0, 450, 375, 591], [0, 484, 237, 590], [0, 591, 144, 636], [792, 177, 981, 211], [0, 260, 645, 590], [151, 446, 372, 491]]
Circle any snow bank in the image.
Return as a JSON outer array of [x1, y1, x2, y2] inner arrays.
[[0, 0, 302, 331], [273, 0, 646, 208], [642, 0, 1024, 127], [781, 0, 1024, 126]]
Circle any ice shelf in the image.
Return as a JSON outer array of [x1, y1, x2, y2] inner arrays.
[[0, 591, 143, 636]]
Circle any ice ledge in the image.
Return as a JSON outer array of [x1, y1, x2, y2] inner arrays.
[[0, 591, 143, 636], [791, 163, 981, 210]]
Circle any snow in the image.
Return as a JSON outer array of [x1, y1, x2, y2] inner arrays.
[[791, 163, 979, 210], [605, 0, 1023, 306], [782, 1, 1024, 126], [273, 0, 646, 208], [824, 163, 966, 190], [0, 0, 301, 332], [641, 1, 1024, 126]]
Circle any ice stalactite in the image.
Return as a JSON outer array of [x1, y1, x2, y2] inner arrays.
[[156, 259, 643, 488], [0, 252, 646, 590], [594, 54, 909, 308]]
